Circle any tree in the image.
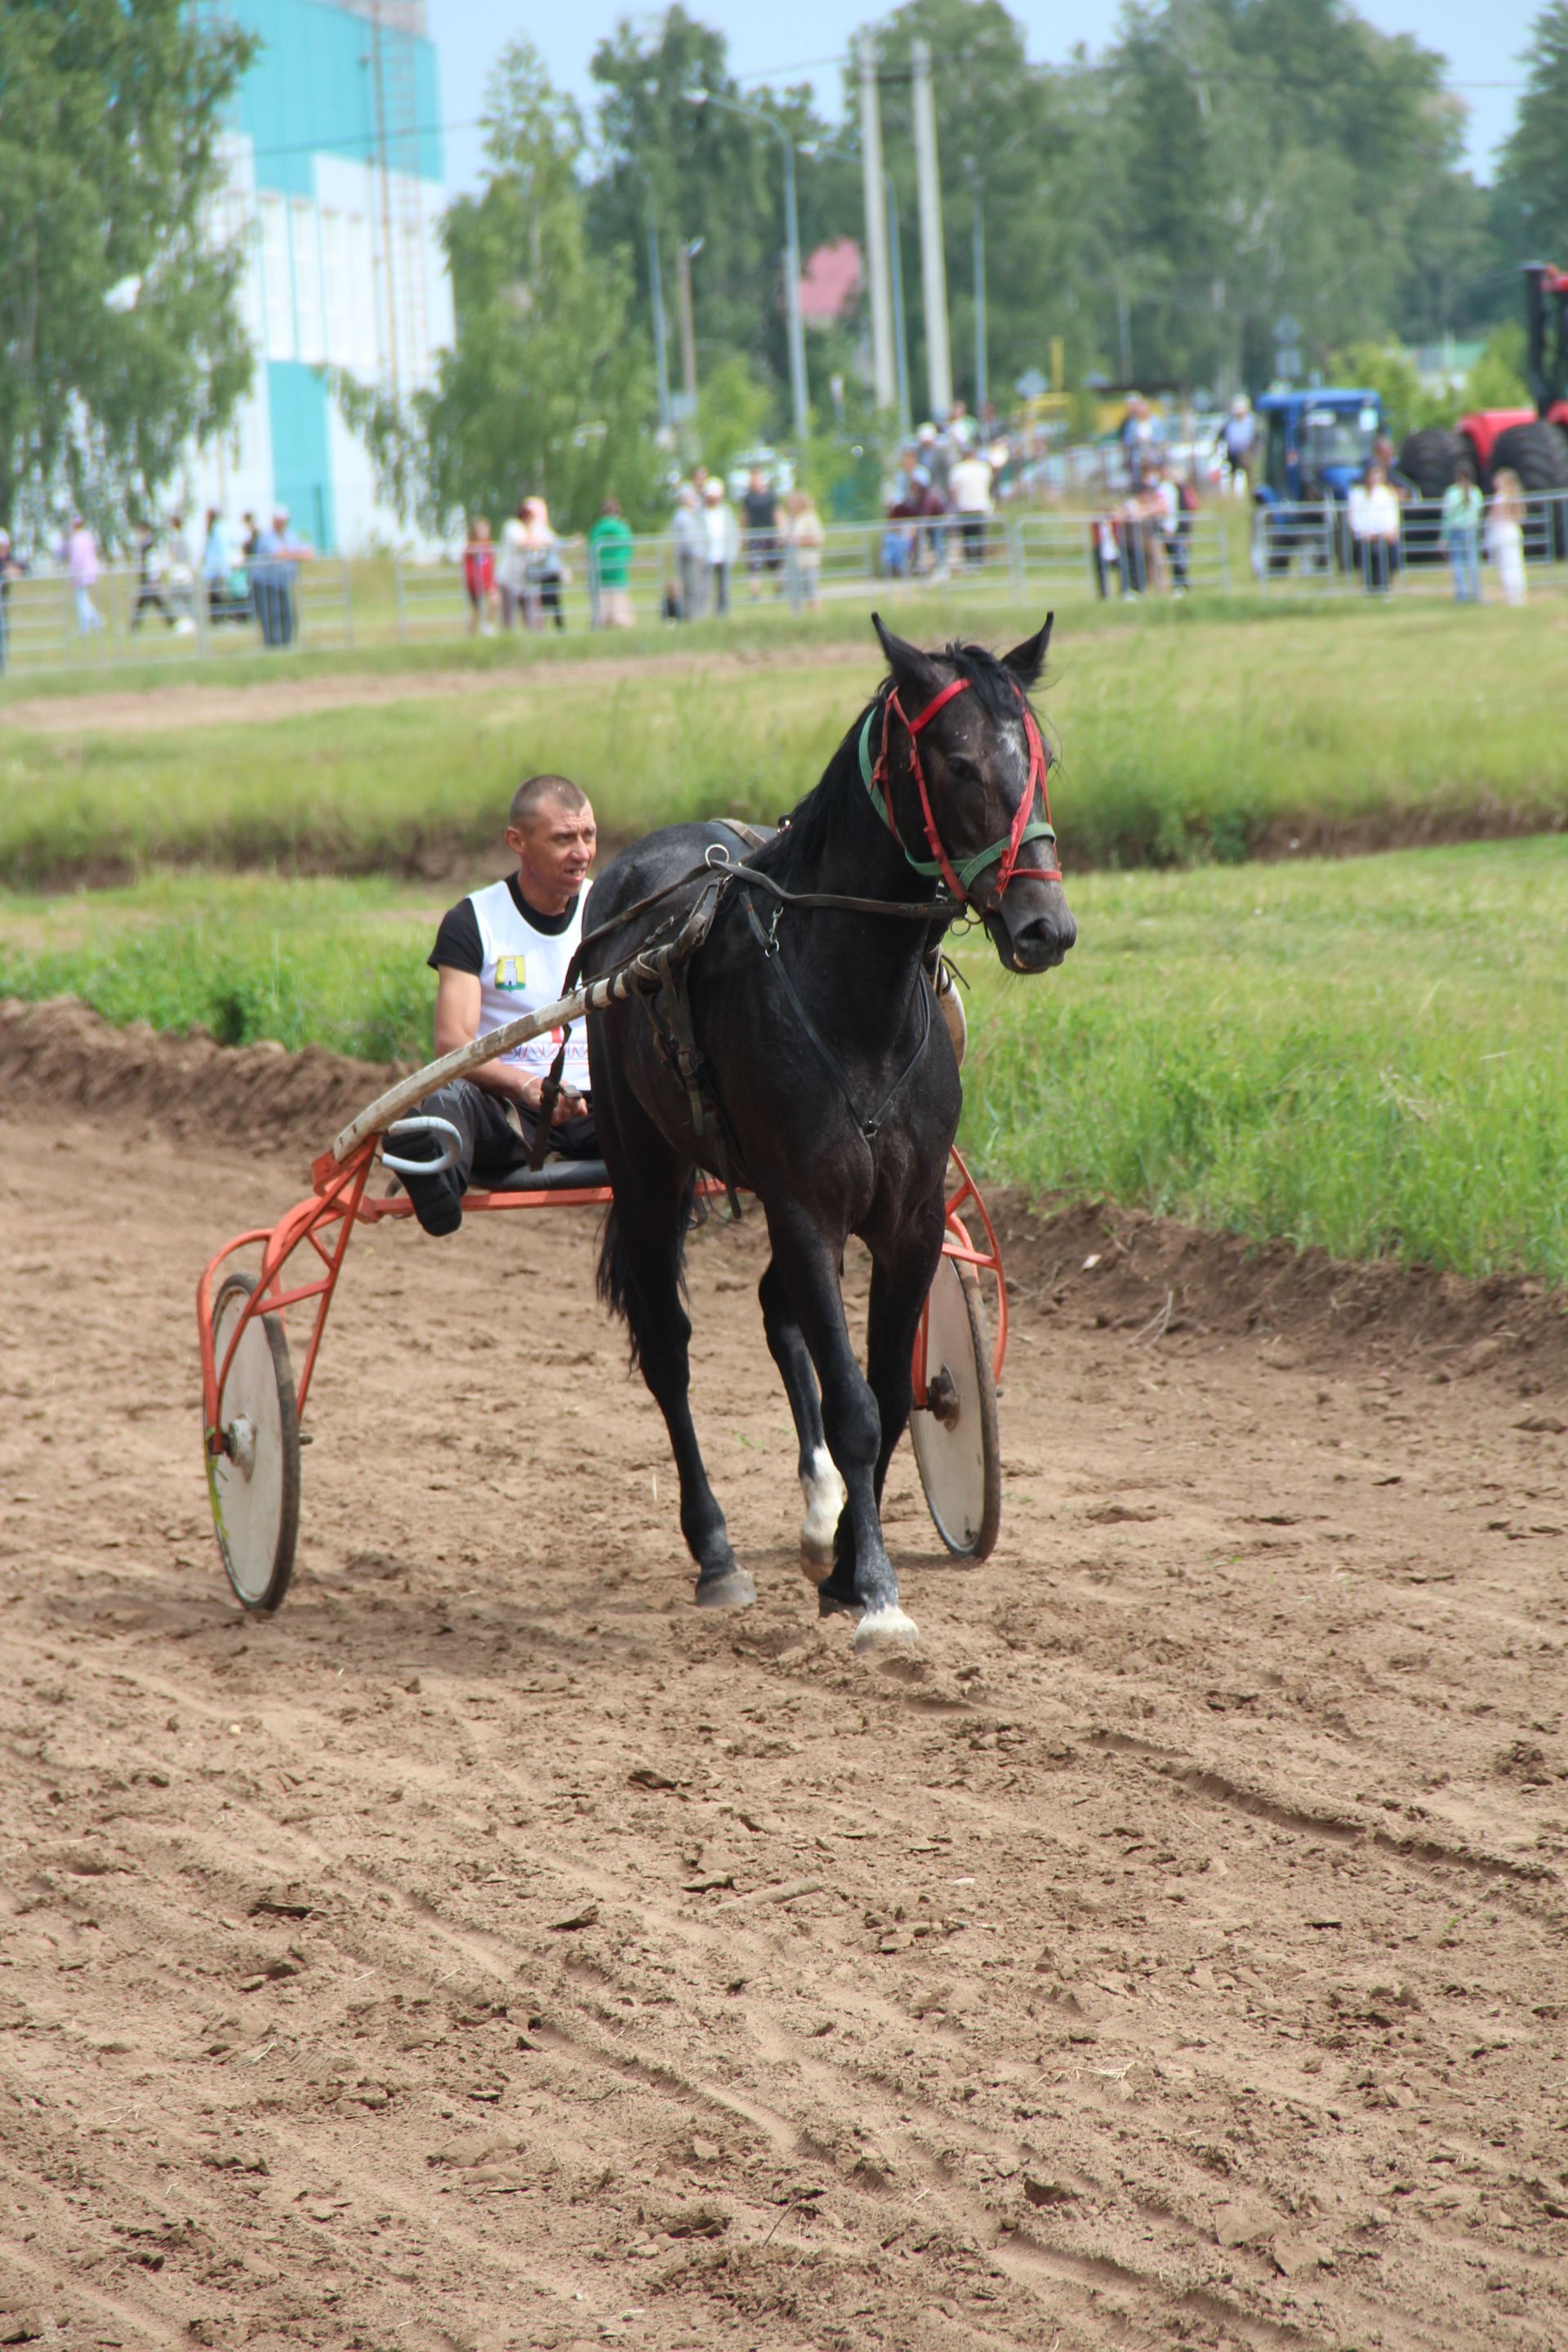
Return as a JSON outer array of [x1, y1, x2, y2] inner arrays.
[[349, 44, 658, 535], [587, 10, 834, 428], [1076, 0, 1484, 393], [849, 0, 1093, 413], [1494, 3, 1568, 262], [0, 1, 255, 541]]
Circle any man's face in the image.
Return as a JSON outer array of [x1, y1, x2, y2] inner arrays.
[[508, 796, 597, 901]]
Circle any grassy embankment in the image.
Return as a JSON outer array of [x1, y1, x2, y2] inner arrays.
[[6, 836, 1566, 1285], [2, 598, 1566, 888]]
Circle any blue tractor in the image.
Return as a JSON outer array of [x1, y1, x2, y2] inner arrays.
[[1253, 388, 1383, 574]]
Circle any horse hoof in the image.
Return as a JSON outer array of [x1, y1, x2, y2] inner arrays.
[[816, 1576, 858, 1619], [853, 1604, 920, 1653], [800, 1528, 836, 1569], [696, 1568, 756, 1610]]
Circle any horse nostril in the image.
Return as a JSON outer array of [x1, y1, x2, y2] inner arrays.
[[1010, 915, 1075, 969]]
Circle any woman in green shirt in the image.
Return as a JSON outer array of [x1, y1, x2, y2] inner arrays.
[[588, 497, 636, 629], [1440, 460, 1483, 604]]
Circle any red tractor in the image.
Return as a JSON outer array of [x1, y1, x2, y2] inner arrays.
[[1398, 262, 1568, 545]]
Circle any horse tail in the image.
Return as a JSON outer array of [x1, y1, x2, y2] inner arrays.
[[595, 1174, 697, 1370]]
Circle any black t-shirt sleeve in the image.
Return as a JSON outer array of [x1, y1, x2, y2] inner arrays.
[[429, 898, 483, 975]]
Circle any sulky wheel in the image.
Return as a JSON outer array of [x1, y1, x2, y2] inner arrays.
[[205, 1272, 301, 1613], [910, 1253, 1002, 1561]]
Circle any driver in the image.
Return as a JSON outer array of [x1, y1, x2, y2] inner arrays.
[[398, 773, 599, 1236]]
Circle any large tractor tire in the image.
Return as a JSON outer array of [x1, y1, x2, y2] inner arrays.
[[1490, 420, 1568, 559], [1397, 426, 1462, 498]]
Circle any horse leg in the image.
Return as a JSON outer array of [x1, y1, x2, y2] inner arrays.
[[758, 1257, 845, 1568], [598, 1112, 754, 1612], [863, 1210, 947, 1508], [764, 1205, 914, 1650]]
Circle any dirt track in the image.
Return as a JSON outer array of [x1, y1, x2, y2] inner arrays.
[[4, 1031, 1568, 2351]]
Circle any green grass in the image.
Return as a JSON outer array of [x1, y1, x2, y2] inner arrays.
[[3, 598, 1566, 889], [960, 836, 1568, 1285], [7, 837, 1566, 1283]]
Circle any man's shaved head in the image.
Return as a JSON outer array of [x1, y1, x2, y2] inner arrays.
[[510, 772, 587, 831]]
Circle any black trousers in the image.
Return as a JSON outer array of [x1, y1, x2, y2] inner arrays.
[[412, 1076, 598, 1192]]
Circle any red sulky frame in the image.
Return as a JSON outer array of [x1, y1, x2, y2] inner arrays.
[[198, 1139, 1007, 1464]]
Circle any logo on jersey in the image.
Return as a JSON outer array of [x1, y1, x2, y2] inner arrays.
[[493, 953, 527, 991]]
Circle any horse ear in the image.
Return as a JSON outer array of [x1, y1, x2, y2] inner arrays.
[[1000, 614, 1054, 690], [871, 611, 942, 706]]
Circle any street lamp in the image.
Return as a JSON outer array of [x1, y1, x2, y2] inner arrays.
[[675, 234, 703, 421], [686, 89, 809, 445]]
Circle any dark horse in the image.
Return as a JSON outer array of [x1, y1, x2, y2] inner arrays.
[[581, 615, 1076, 1649]]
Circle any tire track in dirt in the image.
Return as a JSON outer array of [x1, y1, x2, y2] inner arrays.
[[2, 1107, 1567, 2350]]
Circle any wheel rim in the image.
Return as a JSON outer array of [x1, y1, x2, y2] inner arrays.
[[910, 1256, 1000, 1558], [207, 1276, 300, 1610]]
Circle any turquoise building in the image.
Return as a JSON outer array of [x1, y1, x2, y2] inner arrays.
[[192, 0, 452, 551]]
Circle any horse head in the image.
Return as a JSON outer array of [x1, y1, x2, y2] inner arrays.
[[870, 613, 1077, 974]]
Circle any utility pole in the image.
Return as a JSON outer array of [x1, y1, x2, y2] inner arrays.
[[780, 132, 809, 442], [911, 39, 951, 421], [675, 236, 702, 418], [648, 214, 672, 433], [968, 162, 988, 419], [885, 172, 911, 436], [858, 34, 897, 414]]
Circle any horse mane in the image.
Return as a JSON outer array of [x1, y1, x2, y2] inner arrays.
[[762, 639, 1041, 882]]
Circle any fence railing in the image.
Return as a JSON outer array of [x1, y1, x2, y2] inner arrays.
[[1, 493, 1561, 682], [1253, 485, 1568, 595]]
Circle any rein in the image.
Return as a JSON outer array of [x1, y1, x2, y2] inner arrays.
[[858, 677, 1062, 898]]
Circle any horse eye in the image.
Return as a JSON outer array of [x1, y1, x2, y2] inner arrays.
[[947, 753, 980, 784]]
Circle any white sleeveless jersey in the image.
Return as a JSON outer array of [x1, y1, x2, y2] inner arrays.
[[470, 877, 592, 1090]]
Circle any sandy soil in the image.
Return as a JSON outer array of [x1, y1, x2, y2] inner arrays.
[[0, 642, 881, 742], [3, 1048, 1567, 2350]]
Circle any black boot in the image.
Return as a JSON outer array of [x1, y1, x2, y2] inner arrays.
[[398, 1146, 464, 1237]]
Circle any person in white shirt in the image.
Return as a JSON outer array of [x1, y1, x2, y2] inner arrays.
[[397, 774, 599, 1236], [947, 448, 994, 568], [702, 476, 740, 614], [1347, 462, 1401, 595], [497, 500, 531, 629], [1486, 469, 1528, 606]]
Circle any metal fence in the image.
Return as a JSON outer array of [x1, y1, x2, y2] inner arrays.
[[1253, 485, 1568, 596], [16, 489, 1565, 682]]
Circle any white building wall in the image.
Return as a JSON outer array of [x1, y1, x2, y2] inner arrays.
[[189, 133, 452, 554]]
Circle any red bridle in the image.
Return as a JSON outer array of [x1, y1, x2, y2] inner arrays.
[[862, 675, 1062, 902]]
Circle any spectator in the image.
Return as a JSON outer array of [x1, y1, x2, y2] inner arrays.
[[130, 520, 173, 632], [463, 515, 497, 636], [0, 529, 21, 672], [1217, 395, 1256, 496], [497, 498, 530, 629], [588, 497, 636, 629], [947, 441, 994, 568], [250, 506, 310, 647], [1150, 460, 1191, 595], [671, 483, 706, 621], [202, 508, 231, 623], [1440, 460, 1483, 604], [1486, 469, 1527, 606], [67, 516, 104, 635], [782, 488, 825, 613], [240, 511, 259, 561], [165, 512, 197, 633], [741, 468, 780, 597], [523, 497, 566, 631], [1120, 393, 1163, 487], [1348, 461, 1401, 595], [702, 476, 738, 617]]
